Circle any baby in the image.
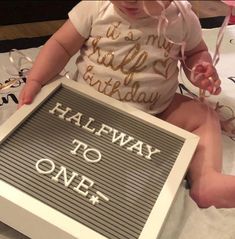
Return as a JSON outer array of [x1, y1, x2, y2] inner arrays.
[[19, 0, 235, 208]]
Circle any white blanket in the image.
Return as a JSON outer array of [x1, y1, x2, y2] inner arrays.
[[0, 26, 235, 239]]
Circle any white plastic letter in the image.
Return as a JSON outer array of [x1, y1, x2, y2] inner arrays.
[[49, 102, 71, 119], [82, 117, 96, 133], [95, 124, 112, 137], [36, 158, 55, 175], [111, 129, 134, 146], [51, 166, 78, 187], [83, 148, 102, 163], [70, 139, 88, 155], [66, 112, 83, 126], [127, 140, 144, 157], [73, 176, 94, 197], [145, 145, 161, 160]]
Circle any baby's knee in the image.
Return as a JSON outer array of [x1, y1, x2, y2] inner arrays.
[[190, 184, 216, 208], [190, 188, 211, 208]]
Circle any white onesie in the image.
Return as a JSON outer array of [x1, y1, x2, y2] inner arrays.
[[69, 0, 202, 114]]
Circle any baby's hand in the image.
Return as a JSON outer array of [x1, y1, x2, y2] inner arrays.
[[18, 80, 42, 108], [190, 62, 221, 95]]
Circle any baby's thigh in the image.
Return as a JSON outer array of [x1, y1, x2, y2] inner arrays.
[[157, 93, 216, 131]]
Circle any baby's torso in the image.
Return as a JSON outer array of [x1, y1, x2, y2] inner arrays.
[[70, 1, 200, 114]]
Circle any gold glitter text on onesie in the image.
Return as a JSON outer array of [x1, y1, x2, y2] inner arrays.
[[82, 21, 179, 110]]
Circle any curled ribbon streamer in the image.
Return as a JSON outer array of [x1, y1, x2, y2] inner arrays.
[[197, 2, 233, 100], [0, 49, 71, 92], [142, 1, 186, 61], [142, 0, 196, 101], [142, 0, 233, 104], [212, 8, 232, 66], [9, 49, 71, 79], [222, 1, 235, 7], [1, 49, 32, 79], [9, 49, 34, 72], [0, 49, 33, 92]]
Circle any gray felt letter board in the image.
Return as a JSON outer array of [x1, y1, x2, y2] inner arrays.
[[0, 78, 199, 239]]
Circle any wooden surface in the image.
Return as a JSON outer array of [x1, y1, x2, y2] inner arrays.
[[191, 0, 229, 18], [0, 1, 231, 40], [0, 20, 65, 40]]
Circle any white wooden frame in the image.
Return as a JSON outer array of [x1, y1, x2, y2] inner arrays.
[[0, 78, 199, 239]]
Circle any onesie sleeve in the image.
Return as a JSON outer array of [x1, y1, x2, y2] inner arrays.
[[68, 0, 99, 39], [184, 3, 203, 51]]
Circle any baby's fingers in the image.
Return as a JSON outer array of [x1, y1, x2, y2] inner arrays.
[[18, 81, 42, 108], [200, 79, 210, 89], [210, 78, 221, 95], [206, 77, 221, 95]]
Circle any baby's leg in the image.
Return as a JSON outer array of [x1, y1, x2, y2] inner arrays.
[[158, 93, 235, 208]]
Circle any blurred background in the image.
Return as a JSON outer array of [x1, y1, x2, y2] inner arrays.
[[0, 0, 232, 40]]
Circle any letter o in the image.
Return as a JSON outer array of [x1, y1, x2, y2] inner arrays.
[[83, 148, 101, 163], [36, 158, 55, 174]]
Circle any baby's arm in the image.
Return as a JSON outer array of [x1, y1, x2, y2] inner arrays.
[[19, 19, 85, 107], [182, 40, 221, 95]]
